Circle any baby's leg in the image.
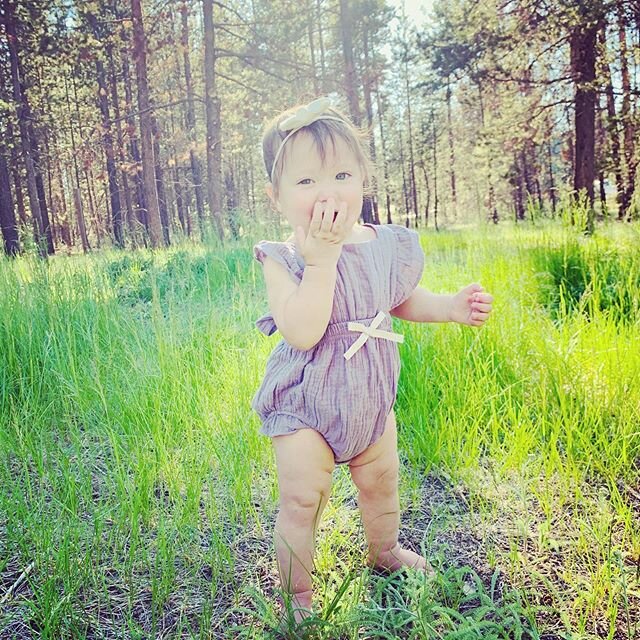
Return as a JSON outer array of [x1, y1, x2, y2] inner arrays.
[[272, 428, 334, 620], [349, 410, 430, 572]]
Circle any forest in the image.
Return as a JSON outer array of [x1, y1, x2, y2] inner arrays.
[[1, 1, 639, 639], [1, 0, 638, 255]]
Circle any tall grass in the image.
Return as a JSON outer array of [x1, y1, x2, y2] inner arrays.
[[0, 220, 638, 638]]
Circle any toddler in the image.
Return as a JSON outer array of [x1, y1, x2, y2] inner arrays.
[[251, 97, 493, 620]]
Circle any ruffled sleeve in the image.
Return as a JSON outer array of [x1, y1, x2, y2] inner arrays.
[[253, 241, 303, 283], [253, 241, 302, 336], [389, 225, 425, 309]]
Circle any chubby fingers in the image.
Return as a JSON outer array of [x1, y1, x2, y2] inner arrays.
[[469, 289, 493, 325], [318, 197, 337, 234], [309, 201, 324, 237], [311, 199, 348, 243], [331, 200, 348, 237]]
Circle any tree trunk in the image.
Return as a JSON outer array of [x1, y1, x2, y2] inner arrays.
[[0, 147, 20, 256], [168, 89, 189, 236], [546, 134, 557, 213], [570, 15, 601, 232], [131, 0, 164, 247], [617, 2, 636, 219], [55, 160, 71, 246], [181, 2, 205, 237], [5, 0, 48, 257], [420, 161, 430, 227], [64, 72, 90, 252], [85, 166, 101, 248], [107, 43, 135, 245], [151, 114, 170, 245], [361, 23, 380, 223], [431, 112, 439, 232], [121, 53, 147, 242], [399, 131, 409, 227], [446, 77, 457, 219], [307, 0, 320, 95], [477, 81, 498, 223], [402, 47, 418, 227], [339, 0, 362, 125], [514, 154, 525, 220], [203, 0, 225, 241], [316, 0, 327, 93], [88, 11, 124, 248], [599, 25, 625, 219], [375, 89, 392, 224], [31, 135, 54, 252], [10, 153, 26, 227]]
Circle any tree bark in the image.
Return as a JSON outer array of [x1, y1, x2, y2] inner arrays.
[[316, 0, 327, 93], [375, 89, 392, 224], [446, 77, 457, 219], [31, 133, 53, 252], [546, 133, 557, 213], [616, 2, 636, 219], [570, 14, 601, 231], [399, 131, 410, 227], [131, 0, 164, 247], [63, 72, 90, 252], [87, 11, 124, 248], [5, 0, 48, 257], [203, 0, 225, 241], [10, 158, 26, 227], [181, 2, 205, 237], [598, 25, 625, 218], [107, 42, 135, 245], [359, 20, 377, 224], [307, 0, 320, 95], [431, 111, 439, 231], [477, 81, 498, 223], [403, 52, 418, 227], [121, 52, 147, 241], [151, 114, 170, 245], [0, 147, 20, 256], [339, 0, 362, 125]]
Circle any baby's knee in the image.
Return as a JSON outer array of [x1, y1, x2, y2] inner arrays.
[[357, 455, 399, 498], [278, 476, 331, 526]]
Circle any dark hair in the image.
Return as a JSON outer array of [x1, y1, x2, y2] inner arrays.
[[262, 102, 374, 197]]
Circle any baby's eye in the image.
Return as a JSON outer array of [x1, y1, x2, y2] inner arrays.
[[336, 172, 351, 181], [297, 178, 312, 185]]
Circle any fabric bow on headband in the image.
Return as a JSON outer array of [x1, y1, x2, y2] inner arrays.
[[270, 97, 344, 183], [279, 97, 332, 132]]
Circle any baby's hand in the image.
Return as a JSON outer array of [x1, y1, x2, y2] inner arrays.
[[449, 283, 493, 327], [295, 198, 355, 268]]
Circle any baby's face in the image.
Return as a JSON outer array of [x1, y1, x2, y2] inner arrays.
[[270, 131, 364, 234]]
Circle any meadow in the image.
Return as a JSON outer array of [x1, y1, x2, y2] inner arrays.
[[0, 218, 638, 639]]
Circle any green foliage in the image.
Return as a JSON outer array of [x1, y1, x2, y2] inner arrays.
[[103, 246, 254, 305], [0, 221, 638, 638], [532, 238, 640, 324]]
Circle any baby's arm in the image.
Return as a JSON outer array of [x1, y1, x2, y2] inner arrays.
[[391, 283, 493, 327], [262, 258, 336, 350], [260, 199, 359, 350]]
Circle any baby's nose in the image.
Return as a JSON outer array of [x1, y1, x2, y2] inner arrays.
[[317, 188, 338, 203]]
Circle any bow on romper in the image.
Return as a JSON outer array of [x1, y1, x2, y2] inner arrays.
[[252, 223, 425, 464]]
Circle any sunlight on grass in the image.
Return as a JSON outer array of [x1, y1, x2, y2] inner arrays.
[[0, 220, 638, 638]]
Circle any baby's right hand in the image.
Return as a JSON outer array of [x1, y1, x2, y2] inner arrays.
[[295, 198, 353, 268]]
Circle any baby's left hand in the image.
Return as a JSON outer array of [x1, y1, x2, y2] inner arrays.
[[449, 283, 493, 327]]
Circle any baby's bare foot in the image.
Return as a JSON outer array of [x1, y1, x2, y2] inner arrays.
[[290, 589, 313, 624], [370, 543, 435, 575]]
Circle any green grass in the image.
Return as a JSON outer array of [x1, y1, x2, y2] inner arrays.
[[0, 219, 638, 638]]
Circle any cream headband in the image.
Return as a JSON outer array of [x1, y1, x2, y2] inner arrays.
[[270, 97, 346, 184]]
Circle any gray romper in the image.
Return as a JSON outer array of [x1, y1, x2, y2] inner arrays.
[[251, 223, 425, 463]]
